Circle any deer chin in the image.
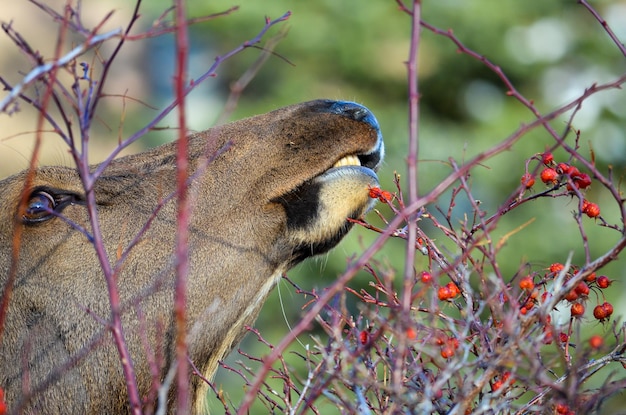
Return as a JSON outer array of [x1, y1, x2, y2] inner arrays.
[[276, 152, 381, 261]]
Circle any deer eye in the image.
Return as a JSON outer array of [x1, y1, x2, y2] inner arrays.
[[22, 190, 77, 224]]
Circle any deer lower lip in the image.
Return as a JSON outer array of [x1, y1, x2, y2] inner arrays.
[[320, 164, 379, 184], [324, 152, 380, 184]]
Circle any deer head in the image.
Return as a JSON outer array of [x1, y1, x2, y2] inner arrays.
[[0, 99, 384, 414]]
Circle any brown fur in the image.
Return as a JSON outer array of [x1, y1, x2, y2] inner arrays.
[[0, 99, 383, 414]]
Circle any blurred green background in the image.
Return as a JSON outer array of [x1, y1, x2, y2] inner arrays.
[[2, 0, 626, 413]]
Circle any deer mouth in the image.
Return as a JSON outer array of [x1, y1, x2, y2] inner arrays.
[[329, 148, 382, 173], [320, 151, 380, 185], [323, 130, 384, 181], [333, 154, 362, 168]]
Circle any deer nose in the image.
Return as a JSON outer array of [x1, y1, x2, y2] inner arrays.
[[322, 100, 384, 170]]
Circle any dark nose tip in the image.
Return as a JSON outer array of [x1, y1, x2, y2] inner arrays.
[[324, 100, 380, 130], [331, 101, 369, 121]]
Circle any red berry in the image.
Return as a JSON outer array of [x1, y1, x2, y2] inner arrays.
[[574, 281, 590, 297], [559, 332, 569, 343], [446, 282, 461, 298], [585, 272, 596, 283], [549, 263, 565, 274], [564, 290, 579, 302], [369, 187, 393, 202], [438, 285, 452, 301], [420, 271, 433, 284], [379, 190, 393, 202], [369, 187, 382, 199], [581, 198, 590, 211], [556, 162, 571, 175], [593, 304, 608, 321], [568, 165, 580, 175], [440, 345, 455, 359], [582, 201, 600, 218], [448, 337, 460, 349], [521, 173, 535, 189], [570, 302, 585, 317], [519, 276, 535, 290], [543, 326, 554, 344], [359, 330, 369, 345], [589, 335, 604, 349], [541, 152, 554, 165], [406, 327, 417, 340], [597, 275, 611, 289], [540, 167, 559, 184], [573, 172, 592, 189], [555, 403, 569, 414], [492, 379, 503, 391], [602, 301, 614, 317], [567, 170, 592, 192]]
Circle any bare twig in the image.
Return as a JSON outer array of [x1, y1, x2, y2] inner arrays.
[[92, 11, 292, 179], [173, 0, 191, 413], [578, 0, 626, 57], [0, 27, 122, 113]]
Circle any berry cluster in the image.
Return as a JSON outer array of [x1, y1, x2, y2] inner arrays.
[[491, 371, 514, 392], [555, 402, 575, 415], [435, 334, 460, 359], [521, 152, 601, 218], [518, 263, 614, 325], [351, 149, 620, 413], [368, 186, 393, 203], [437, 281, 461, 301]]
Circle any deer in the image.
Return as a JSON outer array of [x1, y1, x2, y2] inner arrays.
[[0, 99, 384, 414]]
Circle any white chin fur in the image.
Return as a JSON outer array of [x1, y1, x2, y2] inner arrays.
[[289, 166, 379, 246]]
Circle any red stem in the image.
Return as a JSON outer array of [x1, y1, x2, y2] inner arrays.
[[578, 0, 626, 57], [394, 0, 422, 399], [76, 4, 144, 414], [403, 0, 420, 308], [173, 0, 191, 413]]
